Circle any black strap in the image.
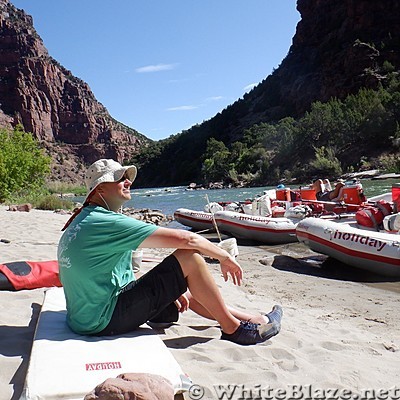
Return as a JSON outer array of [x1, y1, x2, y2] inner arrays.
[[0, 271, 14, 291]]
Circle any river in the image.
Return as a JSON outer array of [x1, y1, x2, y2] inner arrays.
[[127, 178, 398, 219], [128, 178, 400, 291]]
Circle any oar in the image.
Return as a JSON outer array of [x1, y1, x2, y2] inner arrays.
[[319, 213, 356, 220], [205, 194, 222, 242], [301, 198, 362, 208], [205, 194, 239, 257]]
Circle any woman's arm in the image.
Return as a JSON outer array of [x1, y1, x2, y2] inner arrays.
[[139, 227, 231, 261], [139, 227, 242, 285]]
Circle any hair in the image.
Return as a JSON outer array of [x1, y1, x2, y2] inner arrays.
[[61, 191, 94, 231]]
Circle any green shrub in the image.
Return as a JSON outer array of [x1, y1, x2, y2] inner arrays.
[[0, 125, 51, 202], [46, 181, 86, 196], [6, 189, 47, 207], [309, 146, 342, 177], [383, 60, 395, 73], [378, 153, 400, 173], [34, 194, 75, 211]]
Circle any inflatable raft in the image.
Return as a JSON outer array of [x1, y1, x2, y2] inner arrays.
[[173, 208, 216, 231], [214, 210, 298, 244], [296, 217, 400, 277], [174, 201, 245, 231]]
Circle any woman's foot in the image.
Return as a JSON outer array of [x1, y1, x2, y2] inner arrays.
[[221, 305, 283, 345], [248, 304, 283, 326]]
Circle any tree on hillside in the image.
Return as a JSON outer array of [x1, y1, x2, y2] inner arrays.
[[0, 125, 51, 202], [202, 138, 231, 183], [309, 146, 342, 178]]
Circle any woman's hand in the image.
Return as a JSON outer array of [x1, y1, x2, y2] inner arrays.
[[174, 294, 189, 313], [220, 256, 243, 286]]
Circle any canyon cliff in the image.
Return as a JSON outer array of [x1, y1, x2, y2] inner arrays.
[[0, 0, 149, 183], [244, 0, 400, 123]]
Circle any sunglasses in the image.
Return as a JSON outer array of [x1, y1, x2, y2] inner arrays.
[[118, 174, 130, 183]]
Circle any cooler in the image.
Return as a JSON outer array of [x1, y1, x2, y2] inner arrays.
[[342, 184, 363, 204], [299, 187, 316, 200], [276, 188, 291, 201], [392, 183, 400, 212]]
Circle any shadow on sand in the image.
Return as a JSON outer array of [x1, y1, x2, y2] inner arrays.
[[268, 254, 400, 284], [0, 303, 41, 400]]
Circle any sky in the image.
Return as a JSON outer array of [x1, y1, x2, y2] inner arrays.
[[11, 0, 300, 141]]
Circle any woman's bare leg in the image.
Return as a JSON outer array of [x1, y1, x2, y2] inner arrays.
[[185, 291, 268, 324], [170, 249, 283, 345], [312, 179, 324, 193], [173, 249, 240, 334], [328, 182, 345, 200]]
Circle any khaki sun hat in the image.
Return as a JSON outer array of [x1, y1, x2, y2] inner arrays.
[[85, 159, 137, 201]]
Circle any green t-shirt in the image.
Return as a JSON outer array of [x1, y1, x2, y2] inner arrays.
[[58, 205, 158, 334]]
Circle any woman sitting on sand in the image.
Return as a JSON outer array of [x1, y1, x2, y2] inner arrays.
[[312, 178, 345, 202], [58, 159, 282, 345]]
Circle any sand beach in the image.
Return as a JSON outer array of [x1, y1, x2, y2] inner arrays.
[[0, 205, 399, 400]]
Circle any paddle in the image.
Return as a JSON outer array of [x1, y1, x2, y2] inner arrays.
[[205, 194, 239, 257], [301, 198, 362, 208], [205, 194, 222, 241]]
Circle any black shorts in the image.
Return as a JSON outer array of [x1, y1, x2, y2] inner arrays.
[[96, 254, 187, 336]]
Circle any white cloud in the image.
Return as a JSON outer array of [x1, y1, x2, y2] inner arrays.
[[243, 83, 257, 92], [206, 96, 224, 101], [135, 63, 177, 73], [167, 105, 198, 111]]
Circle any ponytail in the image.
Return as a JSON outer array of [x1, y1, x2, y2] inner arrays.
[[61, 192, 94, 231], [61, 202, 89, 231]]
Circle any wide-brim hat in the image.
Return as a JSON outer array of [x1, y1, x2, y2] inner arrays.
[[84, 159, 137, 201]]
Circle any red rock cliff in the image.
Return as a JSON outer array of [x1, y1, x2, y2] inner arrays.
[[0, 0, 149, 182]]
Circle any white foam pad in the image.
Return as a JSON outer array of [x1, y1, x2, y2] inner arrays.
[[21, 287, 190, 399]]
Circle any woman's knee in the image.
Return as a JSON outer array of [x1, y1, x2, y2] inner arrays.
[[172, 249, 205, 275], [173, 249, 203, 263], [312, 179, 323, 192]]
